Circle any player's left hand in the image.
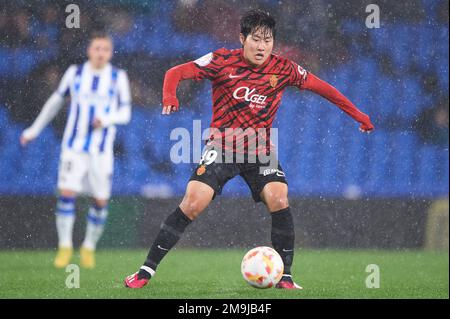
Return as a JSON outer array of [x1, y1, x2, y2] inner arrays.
[[359, 122, 374, 133]]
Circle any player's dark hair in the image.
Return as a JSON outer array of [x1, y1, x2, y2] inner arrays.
[[240, 9, 276, 40], [89, 31, 113, 43]]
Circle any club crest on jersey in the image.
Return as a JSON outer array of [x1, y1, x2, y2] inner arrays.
[[270, 75, 278, 88], [197, 164, 206, 176]]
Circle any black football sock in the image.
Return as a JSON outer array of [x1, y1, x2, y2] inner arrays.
[[138, 207, 192, 279], [270, 207, 295, 276]]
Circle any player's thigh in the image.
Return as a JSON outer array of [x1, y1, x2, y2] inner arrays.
[[57, 150, 88, 194], [240, 162, 288, 209], [88, 152, 113, 201], [260, 182, 289, 212], [189, 148, 240, 200], [179, 181, 215, 220]]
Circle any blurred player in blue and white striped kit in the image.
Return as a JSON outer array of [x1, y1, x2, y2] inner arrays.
[[20, 32, 132, 269]]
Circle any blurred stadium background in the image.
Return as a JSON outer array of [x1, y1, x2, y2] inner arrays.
[[0, 0, 448, 255]]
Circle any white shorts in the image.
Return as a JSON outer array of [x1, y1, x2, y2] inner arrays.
[[57, 149, 114, 200]]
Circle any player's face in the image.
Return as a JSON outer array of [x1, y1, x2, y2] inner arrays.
[[240, 28, 274, 67], [87, 38, 113, 69]]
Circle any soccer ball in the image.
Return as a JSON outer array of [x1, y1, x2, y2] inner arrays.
[[241, 246, 284, 289]]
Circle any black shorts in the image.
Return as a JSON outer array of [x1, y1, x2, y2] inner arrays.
[[189, 149, 288, 202]]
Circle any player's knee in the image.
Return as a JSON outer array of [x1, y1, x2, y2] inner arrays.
[[182, 202, 202, 220], [93, 198, 108, 209], [180, 194, 205, 220], [265, 192, 289, 212], [59, 189, 77, 198]]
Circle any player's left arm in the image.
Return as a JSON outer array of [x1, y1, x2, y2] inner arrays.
[[290, 62, 374, 133], [94, 70, 132, 128]]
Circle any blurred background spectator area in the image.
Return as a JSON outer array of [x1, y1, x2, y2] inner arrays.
[[0, 0, 448, 198]]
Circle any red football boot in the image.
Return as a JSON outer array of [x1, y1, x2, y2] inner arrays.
[[124, 272, 149, 289], [275, 275, 303, 290]]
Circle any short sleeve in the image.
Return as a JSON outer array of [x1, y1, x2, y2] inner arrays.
[[56, 65, 77, 97]]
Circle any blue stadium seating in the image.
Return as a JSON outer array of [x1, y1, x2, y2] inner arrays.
[[0, 89, 448, 198], [0, 7, 448, 198], [0, 49, 12, 77]]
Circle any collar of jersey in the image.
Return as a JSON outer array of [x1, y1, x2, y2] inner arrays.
[[86, 61, 111, 75]]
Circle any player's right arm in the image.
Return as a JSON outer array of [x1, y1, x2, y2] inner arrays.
[[20, 65, 77, 146], [162, 50, 225, 115], [162, 61, 199, 115]]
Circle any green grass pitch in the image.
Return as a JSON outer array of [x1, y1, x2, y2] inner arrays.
[[0, 249, 447, 299]]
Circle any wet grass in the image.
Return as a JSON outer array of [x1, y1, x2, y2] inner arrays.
[[0, 249, 447, 299]]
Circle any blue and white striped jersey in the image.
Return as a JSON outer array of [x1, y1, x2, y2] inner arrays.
[[24, 61, 131, 155], [57, 62, 131, 154]]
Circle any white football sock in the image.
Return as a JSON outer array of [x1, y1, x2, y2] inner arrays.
[[82, 205, 108, 251], [55, 196, 76, 248]]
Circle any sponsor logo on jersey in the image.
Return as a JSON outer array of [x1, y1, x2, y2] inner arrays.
[[232, 86, 268, 109]]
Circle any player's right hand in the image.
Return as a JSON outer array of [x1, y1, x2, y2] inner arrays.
[[20, 133, 33, 146], [162, 105, 179, 115], [20, 128, 37, 146], [162, 96, 179, 115]]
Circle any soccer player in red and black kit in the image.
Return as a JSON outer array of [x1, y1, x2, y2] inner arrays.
[[125, 10, 374, 289]]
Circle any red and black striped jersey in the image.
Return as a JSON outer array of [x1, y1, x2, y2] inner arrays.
[[162, 47, 373, 155], [192, 48, 309, 154]]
